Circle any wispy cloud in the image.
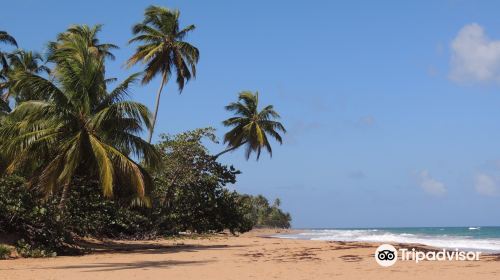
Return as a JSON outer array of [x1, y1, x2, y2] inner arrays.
[[449, 23, 500, 83], [285, 120, 322, 144], [474, 173, 498, 196], [418, 170, 447, 196], [348, 170, 366, 180], [358, 115, 375, 127]]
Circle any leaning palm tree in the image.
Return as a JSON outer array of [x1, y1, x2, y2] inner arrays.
[[127, 5, 199, 143], [215, 91, 286, 160], [0, 29, 158, 210]]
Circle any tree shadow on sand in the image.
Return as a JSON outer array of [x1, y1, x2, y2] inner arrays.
[[46, 260, 213, 272], [76, 239, 248, 255]]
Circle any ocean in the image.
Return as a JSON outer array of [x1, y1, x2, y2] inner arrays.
[[274, 227, 500, 252]]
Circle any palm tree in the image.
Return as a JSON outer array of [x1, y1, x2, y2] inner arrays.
[[1, 31, 18, 110], [48, 24, 118, 62], [127, 5, 199, 143], [215, 91, 286, 160], [0, 31, 17, 72], [0, 27, 158, 210], [2, 50, 50, 103]]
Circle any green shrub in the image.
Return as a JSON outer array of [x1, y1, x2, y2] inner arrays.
[[65, 178, 154, 238], [151, 129, 254, 234], [0, 175, 73, 255], [15, 240, 57, 258], [0, 244, 11, 259]]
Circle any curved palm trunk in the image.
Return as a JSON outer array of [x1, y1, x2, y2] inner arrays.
[[213, 141, 247, 159], [147, 72, 167, 144]]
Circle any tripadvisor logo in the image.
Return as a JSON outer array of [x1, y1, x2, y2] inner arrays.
[[375, 244, 398, 267], [375, 244, 481, 267]]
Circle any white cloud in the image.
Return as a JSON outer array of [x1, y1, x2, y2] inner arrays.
[[474, 174, 497, 196], [449, 23, 500, 83], [418, 170, 447, 196]]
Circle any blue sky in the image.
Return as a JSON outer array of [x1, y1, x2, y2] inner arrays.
[[4, 0, 500, 228]]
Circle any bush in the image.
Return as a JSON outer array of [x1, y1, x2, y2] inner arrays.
[[64, 178, 154, 238], [0, 244, 11, 259], [15, 240, 57, 258], [151, 129, 253, 234], [0, 175, 72, 256]]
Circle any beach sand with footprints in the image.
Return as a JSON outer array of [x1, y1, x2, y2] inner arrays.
[[2, 229, 500, 280]]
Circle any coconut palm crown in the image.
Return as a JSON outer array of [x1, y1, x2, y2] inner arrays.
[[216, 91, 286, 160], [2, 50, 50, 103], [127, 5, 199, 143]]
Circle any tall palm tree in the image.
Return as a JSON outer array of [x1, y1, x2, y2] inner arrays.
[[0, 28, 158, 210], [215, 91, 286, 160], [127, 5, 199, 143]]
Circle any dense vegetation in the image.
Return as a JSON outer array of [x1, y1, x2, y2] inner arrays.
[[0, 5, 290, 258]]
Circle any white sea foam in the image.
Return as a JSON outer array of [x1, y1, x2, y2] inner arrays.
[[273, 229, 500, 252]]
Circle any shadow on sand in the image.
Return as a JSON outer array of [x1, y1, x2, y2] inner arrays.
[[48, 260, 213, 272], [76, 239, 248, 255]]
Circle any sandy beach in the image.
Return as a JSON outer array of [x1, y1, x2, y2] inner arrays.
[[1, 229, 499, 280]]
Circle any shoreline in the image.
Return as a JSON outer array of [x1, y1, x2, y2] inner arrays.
[[271, 228, 500, 254], [2, 229, 500, 280]]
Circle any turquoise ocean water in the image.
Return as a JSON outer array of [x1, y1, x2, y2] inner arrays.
[[274, 227, 500, 252]]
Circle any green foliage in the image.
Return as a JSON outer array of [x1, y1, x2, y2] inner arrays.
[[150, 128, 252, 234], [0, 244, 11, 259], [15, 239, 57, 258], [1, 30, 18, 116], [239, 195, 291, 228], [4, 50, 50, 104], [0, 175, 72, 255], [128, 5, 199, 143], [64, 178, 154, 238], [0, 127, 291, 258], [0, 25, 158, 207], [128, 5, 199, 87], [148, 128, 251, 233], [218, 91, 286, 160], [0, 30, 18, 71]]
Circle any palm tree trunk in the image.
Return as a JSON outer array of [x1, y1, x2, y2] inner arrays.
[[58, 183, 70, 212], [213, 141, 247, 159], [147, 72, 167, 144]]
